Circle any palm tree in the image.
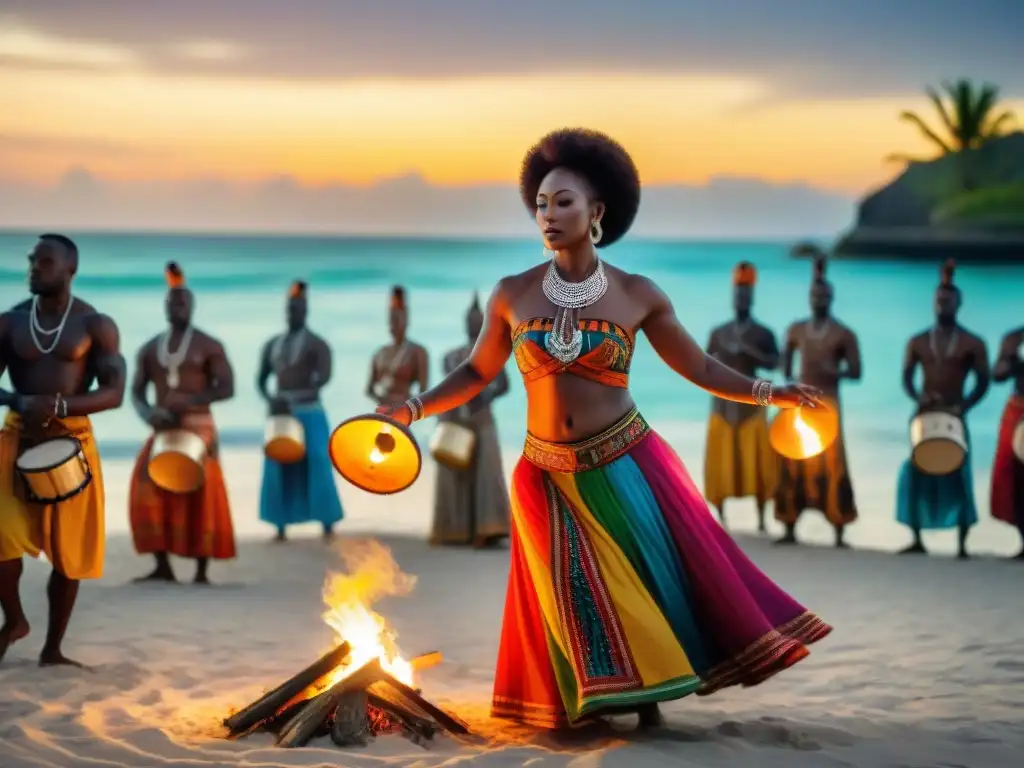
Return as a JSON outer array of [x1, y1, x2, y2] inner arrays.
[[887, 79, 1016, 189]]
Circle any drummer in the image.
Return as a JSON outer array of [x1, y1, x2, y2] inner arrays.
[[367, 286, 429, 406], [704, 261, 780, 532], [430, 292, 511, 548], [896, 259, 990, 559], [0, 234, 126, 667], [774, 255, 861, 547], [257, 280, 344, 541], [989, 324, 1024, 558], [128, 262, 237, 583]]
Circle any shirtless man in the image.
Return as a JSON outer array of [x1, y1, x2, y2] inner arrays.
[[896, 259, 989, 559], [990, 325, 1024, 557], [775, 255, 861, 547], [0, 234, 125, 666], [704, 261, 780, 531], [366, 286, 429, 406], [128, 262, 236, 583], [257, 280, 343, 541]]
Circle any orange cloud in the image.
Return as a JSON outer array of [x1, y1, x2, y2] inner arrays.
[[1, 65, 1019, 194]]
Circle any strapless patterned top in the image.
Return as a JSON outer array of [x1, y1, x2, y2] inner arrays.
[[511, 317, 634, 388]]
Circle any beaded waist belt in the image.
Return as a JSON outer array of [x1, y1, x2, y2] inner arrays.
[[523, 408, 650, 473]]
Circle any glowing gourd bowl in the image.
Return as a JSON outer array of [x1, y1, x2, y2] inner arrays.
[[769, 403, 839, 460], [329, 414, 422, 495]]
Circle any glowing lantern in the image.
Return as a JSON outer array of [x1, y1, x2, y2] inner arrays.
[[769, 403, 839, 460], [329, 414, 422, 494]]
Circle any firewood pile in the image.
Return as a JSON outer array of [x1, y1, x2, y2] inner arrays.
[[224, 642, 469, 749]]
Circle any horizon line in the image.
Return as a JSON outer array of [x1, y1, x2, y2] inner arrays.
[[0, 227, 826, 246]]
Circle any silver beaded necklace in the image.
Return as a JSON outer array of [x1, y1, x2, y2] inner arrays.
[[542, 257, 608, 363], [929, 326, 958, 360], [158, 325, 194, 389], [29, 295, 75, 355], [805, 318, 832, 341], [272, 329, 308, 368]]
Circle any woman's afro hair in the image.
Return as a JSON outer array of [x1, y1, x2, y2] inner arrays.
[[519, 128, 641, 248]]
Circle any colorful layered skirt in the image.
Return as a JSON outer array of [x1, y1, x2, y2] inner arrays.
[[492, 408, 831, 728]]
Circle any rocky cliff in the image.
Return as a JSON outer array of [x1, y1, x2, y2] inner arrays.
[[834, 131, 1024, 262]]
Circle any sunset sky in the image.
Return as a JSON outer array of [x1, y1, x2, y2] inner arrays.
[[1, 0, 1021, 234]]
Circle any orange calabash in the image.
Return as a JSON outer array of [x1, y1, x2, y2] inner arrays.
[[769, 404, 839, 460], [329, 414, 422, 494]]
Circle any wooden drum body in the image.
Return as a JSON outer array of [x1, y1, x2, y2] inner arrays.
[[429, 421, 477, 472], [264, 414, 306, 464], [910, 411, 967, 476], [16, 437, 92, 504], [148, 429, 208, 493], [1013, 418, 1024, 463]]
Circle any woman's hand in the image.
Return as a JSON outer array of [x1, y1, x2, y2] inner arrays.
[[773, 383, 823, 409], [375, 402, 413, 426]]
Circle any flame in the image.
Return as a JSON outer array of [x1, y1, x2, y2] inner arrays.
[[369, 423, 392, 464], [792, 410, 823, 456], [317, 540, 417, 691]]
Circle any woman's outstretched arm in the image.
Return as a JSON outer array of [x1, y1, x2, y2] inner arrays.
[[378, 280, 514, 423], [636, 277, 819, 408]]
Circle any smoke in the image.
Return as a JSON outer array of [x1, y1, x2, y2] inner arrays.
[[321, 538, 417, 613]]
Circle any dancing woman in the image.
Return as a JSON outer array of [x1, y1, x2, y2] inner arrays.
[[375, 129, 831, 729]]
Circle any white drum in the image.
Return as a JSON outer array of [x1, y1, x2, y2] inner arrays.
[[1013, 418, 1024, 463], [910, 411, 967, 475], [148, 429, 208, 493], [429, 421, 477, 471], [264, 414, 306, 464], [15, 437, 92, 503]]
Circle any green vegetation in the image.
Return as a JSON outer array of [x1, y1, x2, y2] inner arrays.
[[931, 181, 1024, 228], [888, 79, 1017, 191]]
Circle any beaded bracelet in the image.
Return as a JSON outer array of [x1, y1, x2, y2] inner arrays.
[[405, 396, 424, 422], [752, 378, 773, 407]]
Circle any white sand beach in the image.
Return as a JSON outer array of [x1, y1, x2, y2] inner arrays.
[[2, 447, 1023, 768]]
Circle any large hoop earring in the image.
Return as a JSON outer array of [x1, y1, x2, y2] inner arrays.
[[590, 221, 603, 244]]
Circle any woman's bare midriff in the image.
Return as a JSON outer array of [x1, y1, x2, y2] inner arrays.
[[523, 375, 637, 443], [507, 262, 648, 443]]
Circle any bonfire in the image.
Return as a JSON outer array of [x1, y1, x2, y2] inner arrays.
[[223, 540, 469, 748]]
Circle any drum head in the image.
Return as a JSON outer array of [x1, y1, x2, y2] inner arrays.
[[17, 437, 80, 471], [912, 442, 964, 476], [265, 437, 306, 464], [149, 453, 205, 494]]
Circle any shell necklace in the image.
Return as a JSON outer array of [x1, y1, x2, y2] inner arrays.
[[542, 257, 608, 363], [158, 325, 194, 389], [30, 295, 75, 355], [805, 318, 832, 341], [273, 329, 308, 368], [731, 318, 752, 342], [930, 326, 958, 360]]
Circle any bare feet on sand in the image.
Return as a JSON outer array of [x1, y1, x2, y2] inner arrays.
[[39, 648, 92, 670], [0, 619, 30, 664], [133, 567, 177, 583]]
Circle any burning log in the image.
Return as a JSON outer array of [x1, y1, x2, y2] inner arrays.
[[226, 649, 469, 750], [410, 651, 442, 672], [371, 670, 470, 735], [224, 641, 351, 736], [330, 690, 372, 747], [227, 541, 465, 750], [277, 659, 383, 748], [367, 683, 438, 742]]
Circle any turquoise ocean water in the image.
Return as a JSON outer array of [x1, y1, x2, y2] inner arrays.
[[1, 231, 1021, 530]]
